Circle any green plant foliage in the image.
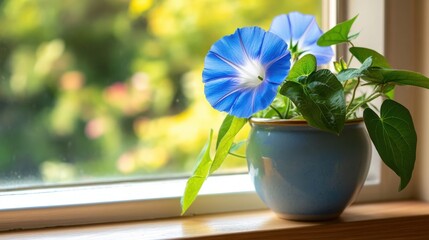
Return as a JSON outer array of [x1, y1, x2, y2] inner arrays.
[[181, 130, 214, 215], [362, 68, 429, 88], [253, 94, 297, 119], [181, 115, 246, 214], [317, 15, 359, 46], [287, 54, 317, 80], [333, 58, 348, 72], [383, 84, 396, 99], [216, 115, 234, 148], [229, 140, 246, 153], [210, 116, 247, 174], [182, 9, 429, 213], [280, 69, 346, 134], [363, 100, 417, 190], [350, 47, 391, 68], [337, 57, 373, 82]]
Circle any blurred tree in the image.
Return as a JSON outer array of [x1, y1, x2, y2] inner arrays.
[[0, 0, 321, 188]]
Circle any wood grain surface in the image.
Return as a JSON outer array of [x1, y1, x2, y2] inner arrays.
[[1, 201, 429, 240]]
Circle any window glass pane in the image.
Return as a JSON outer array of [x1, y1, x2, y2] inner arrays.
[[0, 0, 322, 189]]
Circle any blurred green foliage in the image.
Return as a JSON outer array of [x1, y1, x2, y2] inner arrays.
[[0, 0, 320, 188]]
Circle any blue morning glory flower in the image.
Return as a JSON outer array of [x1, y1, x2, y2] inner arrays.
[[202, 27, 291, 118], [269, 12, 334, 64]]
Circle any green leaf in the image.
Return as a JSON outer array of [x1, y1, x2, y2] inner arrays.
[[362, 68, 429, 88], [347, 94, 369, 114], [280, 69, 346, 134], [181, 130, 214, 215], [363, 100, 417, 190], [181, 115, 247, 214], [317, 15, 359, 46], [337, 57, 372, 82], [287, 54, 317, 80], [350, 47, 391, 68], [384, 85, 395, 99], [253, 94, 291, 119], [211, 116, 247, 173], [348, 32, 360, 41], [216, 115, 234, 148]]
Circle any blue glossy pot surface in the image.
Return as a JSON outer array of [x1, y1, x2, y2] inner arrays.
[[246, 119, 371, 221]]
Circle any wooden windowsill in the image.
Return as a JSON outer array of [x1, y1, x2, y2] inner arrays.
[[2, 201, 429, 239]]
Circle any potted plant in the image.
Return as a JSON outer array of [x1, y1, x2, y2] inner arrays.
[[181, 12, 428, 220]]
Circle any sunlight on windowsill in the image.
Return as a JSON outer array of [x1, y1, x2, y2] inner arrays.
[[2, 201, 429, 239]]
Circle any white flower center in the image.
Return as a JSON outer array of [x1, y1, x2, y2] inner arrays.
[[237, 58, 265, 88]]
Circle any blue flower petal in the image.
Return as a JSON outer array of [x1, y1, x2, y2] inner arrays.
[[259, 32, 291, 84], [202, 52, 241, 82], [265, 55, 291, 84], [209, 27, 266, 69], [297, 18, 322, 49], [269, 12, 314, 45], [269, 12, 333, 65], [269, 15, 292, 45], [204, 77, 242, 110], [302, 44, 334, 65], [297, 19, 334, 65], [230, 89, 256, 118], [229, 82, 278, 118], [210, 34, 246, 67], [236, 27, 266, 60], [253, 82, 279, 111], [202, 27, 291, 118]]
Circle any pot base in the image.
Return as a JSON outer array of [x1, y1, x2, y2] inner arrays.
[[275, 212, 341, 222]]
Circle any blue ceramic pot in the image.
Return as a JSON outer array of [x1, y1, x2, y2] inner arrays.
[[246, 118, 371, 221]]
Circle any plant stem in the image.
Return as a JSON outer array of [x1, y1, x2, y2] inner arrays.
[[347, 55, 354, 67], [228, 152, 246, 158], [284, 99, 291, 119], [347, 41, 355, 66], [346, 92, 382, 119], [270, 105, 283, 119], [347, 77, 361, 112]]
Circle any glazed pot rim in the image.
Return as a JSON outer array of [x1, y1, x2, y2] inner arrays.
[[249, 118, 364, 126]]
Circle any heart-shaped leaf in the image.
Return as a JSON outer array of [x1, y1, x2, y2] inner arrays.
[[317, 15, 359, 46], [287, 54, 317, 80], [280, 69, 346, 134], [363, 99, 417, 190], [350, 47, 391, 68]]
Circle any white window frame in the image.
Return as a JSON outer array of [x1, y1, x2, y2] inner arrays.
[[0, 0, 414, 231]]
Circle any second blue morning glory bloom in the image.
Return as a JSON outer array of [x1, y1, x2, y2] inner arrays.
[[269, 12, 334, 64], [202, 27, 291, 118]]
